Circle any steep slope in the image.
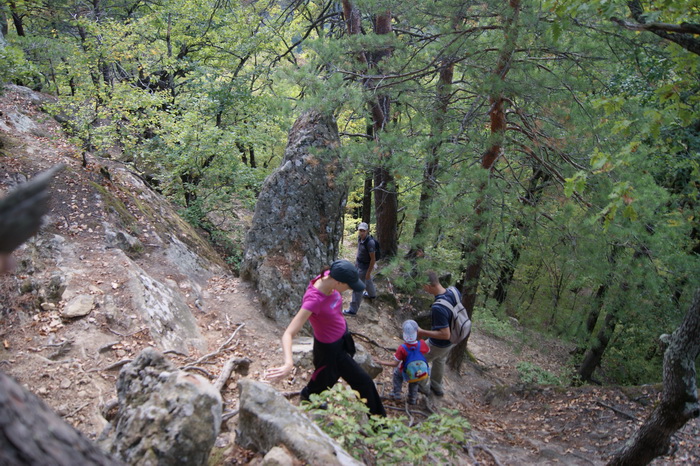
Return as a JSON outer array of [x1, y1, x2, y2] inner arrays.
[[0, 84, 697, 465]]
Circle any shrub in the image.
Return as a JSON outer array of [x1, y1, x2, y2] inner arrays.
[[303, 384, 471, 464]]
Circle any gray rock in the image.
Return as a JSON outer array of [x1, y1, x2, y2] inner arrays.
[[236, 379, 361, 466], [105, 226, 143, 255], [62, 294, 94, 319], [127, 265, 206, 354], [353, 342, 383, 379], [262, 446, 295, 466], [291, 337, 314, 369], [240, 110, 347, 325], [101, 348, 222, 466]]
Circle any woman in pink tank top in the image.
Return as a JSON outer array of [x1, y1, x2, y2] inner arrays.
[[266, 260, 386, 416]]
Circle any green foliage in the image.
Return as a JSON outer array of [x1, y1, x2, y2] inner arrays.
[[0, 42, 39, 86], [303, 384, 471, 464], [474, 304, 518, 340], [516, 362, 565, 386]]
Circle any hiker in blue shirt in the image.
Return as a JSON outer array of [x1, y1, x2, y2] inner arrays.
[[377, 320, 430, 404], [416, 271, 461, 397]]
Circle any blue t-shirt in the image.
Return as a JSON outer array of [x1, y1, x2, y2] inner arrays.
[[428, 288, 461, 348]]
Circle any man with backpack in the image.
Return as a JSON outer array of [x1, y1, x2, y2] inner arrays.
[[417, 271, 471, 397], [343, 222, 378, 316]]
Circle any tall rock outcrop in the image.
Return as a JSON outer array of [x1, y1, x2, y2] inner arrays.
[[240, 110, 346, 324]]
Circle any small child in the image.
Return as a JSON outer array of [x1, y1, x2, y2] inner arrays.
[[377, 319, 430, 404]]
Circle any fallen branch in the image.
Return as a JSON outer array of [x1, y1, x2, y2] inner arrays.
[[351, 331, 395, 353], [107, 327, 148, 338], [213, 357, 251, 392], [182, 323, 245, 370], [67, 402, 90, 419], [95, 358, 132, 372], [183, 366, 213, 378], [384, 405, 430, 417], [596, 400, 637, 420]]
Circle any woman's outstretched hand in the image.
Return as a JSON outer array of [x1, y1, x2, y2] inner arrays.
[[265, 363, 293, 382]]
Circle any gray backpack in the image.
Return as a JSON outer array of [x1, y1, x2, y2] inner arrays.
[[435, 286, 472, 344]]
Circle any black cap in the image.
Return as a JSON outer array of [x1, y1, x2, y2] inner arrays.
[[329, 260, 365, 292]]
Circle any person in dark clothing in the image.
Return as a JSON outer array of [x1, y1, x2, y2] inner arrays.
[[343, 222, 377, 316], [266, 260, 386, 416], [416, 270, 461, 397]]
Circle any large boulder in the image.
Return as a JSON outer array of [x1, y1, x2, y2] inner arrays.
[[240, 110, 346, 324], [236, 379, 361, 465], [99, 348, 222, 466]]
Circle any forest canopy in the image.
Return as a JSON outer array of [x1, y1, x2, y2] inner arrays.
[[1, 0, 698, 387]]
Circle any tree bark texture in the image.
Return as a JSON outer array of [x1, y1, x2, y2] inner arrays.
[[0, 371, 123, 466], [607, 288, 700, 465], [449, 0, 521, 371], [343, 1, 398, 257], [240, 110, 345, 324]]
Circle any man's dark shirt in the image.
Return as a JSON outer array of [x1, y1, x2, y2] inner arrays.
[[428, 288, 461, 348], [356, 236, 376, 265]]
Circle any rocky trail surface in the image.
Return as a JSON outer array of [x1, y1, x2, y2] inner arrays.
[[0, 84, 697, 465]]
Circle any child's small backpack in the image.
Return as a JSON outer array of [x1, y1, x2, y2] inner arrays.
[[402, 343, 429, 383]]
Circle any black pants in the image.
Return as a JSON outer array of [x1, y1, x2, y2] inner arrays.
[[301, 332, 386, 417]]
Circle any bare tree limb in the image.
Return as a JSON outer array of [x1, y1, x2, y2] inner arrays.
[[213, 357, 251, 392]]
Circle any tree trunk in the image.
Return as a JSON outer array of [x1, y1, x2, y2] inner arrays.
[[409, 61, 454, 259], [491, 168, 550, 305], [607, 288, 700, 465], [448, 0, 521, 371], [0, 372, 122, 465], [578, 309, 618, 382], [1, 12, 7, 37], [584, 284, 607, 335], [575, 245, 621, 364], [9, 4, 24, 37], [370, 13, 397, 258], [342, 1, 397, 257], [362, 175, 372, 224]]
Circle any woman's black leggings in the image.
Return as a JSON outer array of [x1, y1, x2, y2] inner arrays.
[[300, 333, 386, 417]]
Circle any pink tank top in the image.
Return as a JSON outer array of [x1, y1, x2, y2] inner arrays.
[[301, 272, 347, 343]]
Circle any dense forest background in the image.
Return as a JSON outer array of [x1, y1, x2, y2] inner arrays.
[[1, 0, 698, 391]]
